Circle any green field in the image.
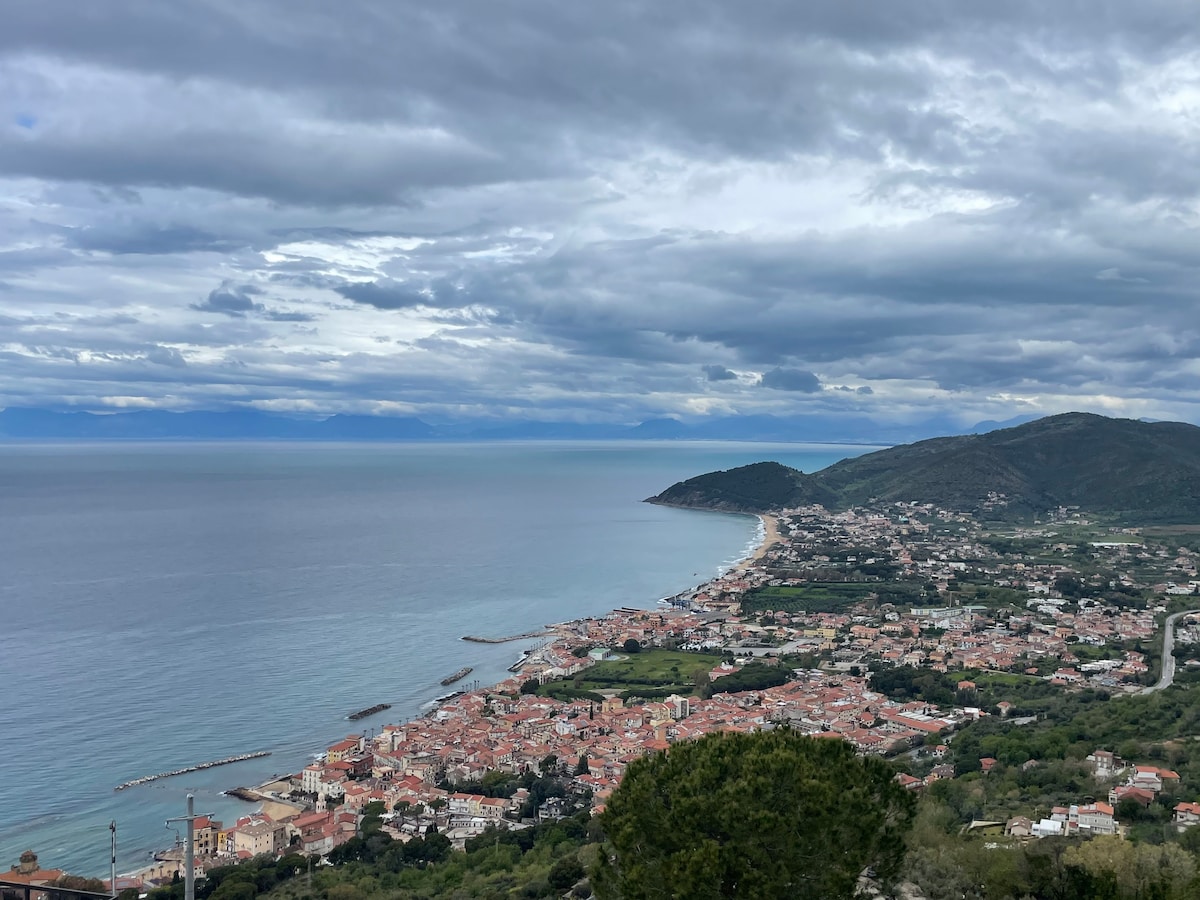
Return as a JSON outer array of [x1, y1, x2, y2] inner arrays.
[[952, 670, 1044, 687], [742, 581, 921, 614], [1068, 643, 1124, 663], [536, 648, 720, 702]]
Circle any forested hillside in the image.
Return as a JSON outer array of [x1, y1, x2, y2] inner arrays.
[[648, 413, 1200, 523]]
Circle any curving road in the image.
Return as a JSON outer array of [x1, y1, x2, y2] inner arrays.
[[1141, 609, 1200, 694]]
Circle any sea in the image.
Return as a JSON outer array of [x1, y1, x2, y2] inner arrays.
[[0, 440, 875, 876]]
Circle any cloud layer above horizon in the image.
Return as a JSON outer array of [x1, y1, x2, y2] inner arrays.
[[3, 2, 1200, 426]]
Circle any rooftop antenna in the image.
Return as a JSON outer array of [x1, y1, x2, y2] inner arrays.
[[166, 794, 214, 900]]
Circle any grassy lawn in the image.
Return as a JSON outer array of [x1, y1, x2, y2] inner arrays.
[[588, 649, 720, 682], [537, 648, 721, 700], [954, 670, 1044, 687], [1068, 643, 1123, 662]]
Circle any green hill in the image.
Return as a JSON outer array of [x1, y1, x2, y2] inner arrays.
[[646, 413, 1200, 523], [644, 460, 839, 512]]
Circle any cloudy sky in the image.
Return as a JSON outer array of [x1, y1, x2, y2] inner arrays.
[[2, 2, 1199, 427]]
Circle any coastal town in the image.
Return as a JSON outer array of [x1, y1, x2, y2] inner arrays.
[[13, 497, 1200, 895]]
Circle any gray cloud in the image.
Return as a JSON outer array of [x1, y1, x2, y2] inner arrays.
[[66, 223, 252, 256], [262, 309, 315, 323], [1, 2, 1199, 427], [702, 365, 738, 382], [337, 280, 439, 310], [188, 283, 314, 323], [192, 284, 266, 317], [760, 369, 822, 392]]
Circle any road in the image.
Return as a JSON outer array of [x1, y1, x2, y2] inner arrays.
[[1141, 609, 1200, 695]]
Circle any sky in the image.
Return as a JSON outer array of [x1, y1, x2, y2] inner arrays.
[[2, 2, 1199, 427]]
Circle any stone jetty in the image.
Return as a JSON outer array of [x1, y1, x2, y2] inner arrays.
[[461, 630, 553, 643], [440, 666, 473, 685], [114, 751, 271, 791], [348, 703, 392, 720]]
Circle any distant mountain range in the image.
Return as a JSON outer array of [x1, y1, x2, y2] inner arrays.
[[646, 412, 1200, 524], [0, 407, 1042, 443]]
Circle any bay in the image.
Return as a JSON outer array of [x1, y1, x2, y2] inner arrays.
[[0, 440, 873, 875]]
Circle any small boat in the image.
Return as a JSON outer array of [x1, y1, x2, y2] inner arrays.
[[440, 666, 473, 686]]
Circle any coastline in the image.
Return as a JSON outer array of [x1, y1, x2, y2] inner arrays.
[[114, 512, 765, 880], [126, 511, 766, 876], [3, 442, 854, 877], [646, 497, 778, 573], [736, 513, 779, 571]]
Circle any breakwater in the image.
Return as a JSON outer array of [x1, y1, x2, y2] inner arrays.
[[461, 630, 554, 643], [348, 703, 392, 720], [224, 787, 264, 802], [440, 667, 473, 685], [114, 751, 271, 791]]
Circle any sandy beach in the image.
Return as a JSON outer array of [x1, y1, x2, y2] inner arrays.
[[737, 513, 780, 570]]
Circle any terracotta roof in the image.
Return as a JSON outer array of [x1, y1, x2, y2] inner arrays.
[[3, 868, 65, 886]]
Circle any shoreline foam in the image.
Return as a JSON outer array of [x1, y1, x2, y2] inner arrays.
[[733, 513, 779, 572]]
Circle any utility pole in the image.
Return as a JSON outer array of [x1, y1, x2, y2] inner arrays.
[[166, 794, 213, 900], [110, 821, 117, 898]]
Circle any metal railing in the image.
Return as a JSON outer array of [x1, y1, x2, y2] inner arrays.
[[0, 880, 118, 900]]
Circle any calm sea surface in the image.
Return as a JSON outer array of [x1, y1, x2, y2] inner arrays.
[[0, 441, 874, 875]]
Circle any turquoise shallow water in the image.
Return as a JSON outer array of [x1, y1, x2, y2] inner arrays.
[[0, 440, 873, 874]]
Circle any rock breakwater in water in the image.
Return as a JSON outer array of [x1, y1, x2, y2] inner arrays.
[[114, 751, 271, 791]]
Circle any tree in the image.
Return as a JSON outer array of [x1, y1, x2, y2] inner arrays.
[[363, 800, 387, 817], [520, 677, 540, 694], [623, 638, 642, 654], [1054, 574, 1084, 599], [548, 854, 586, 891], [1062, 836, 1196, 899], [594, 729, 915, 900], [208, 880, 256, 900]]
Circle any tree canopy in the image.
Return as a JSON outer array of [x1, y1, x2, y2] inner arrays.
[[594, 729, 915, 899]]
